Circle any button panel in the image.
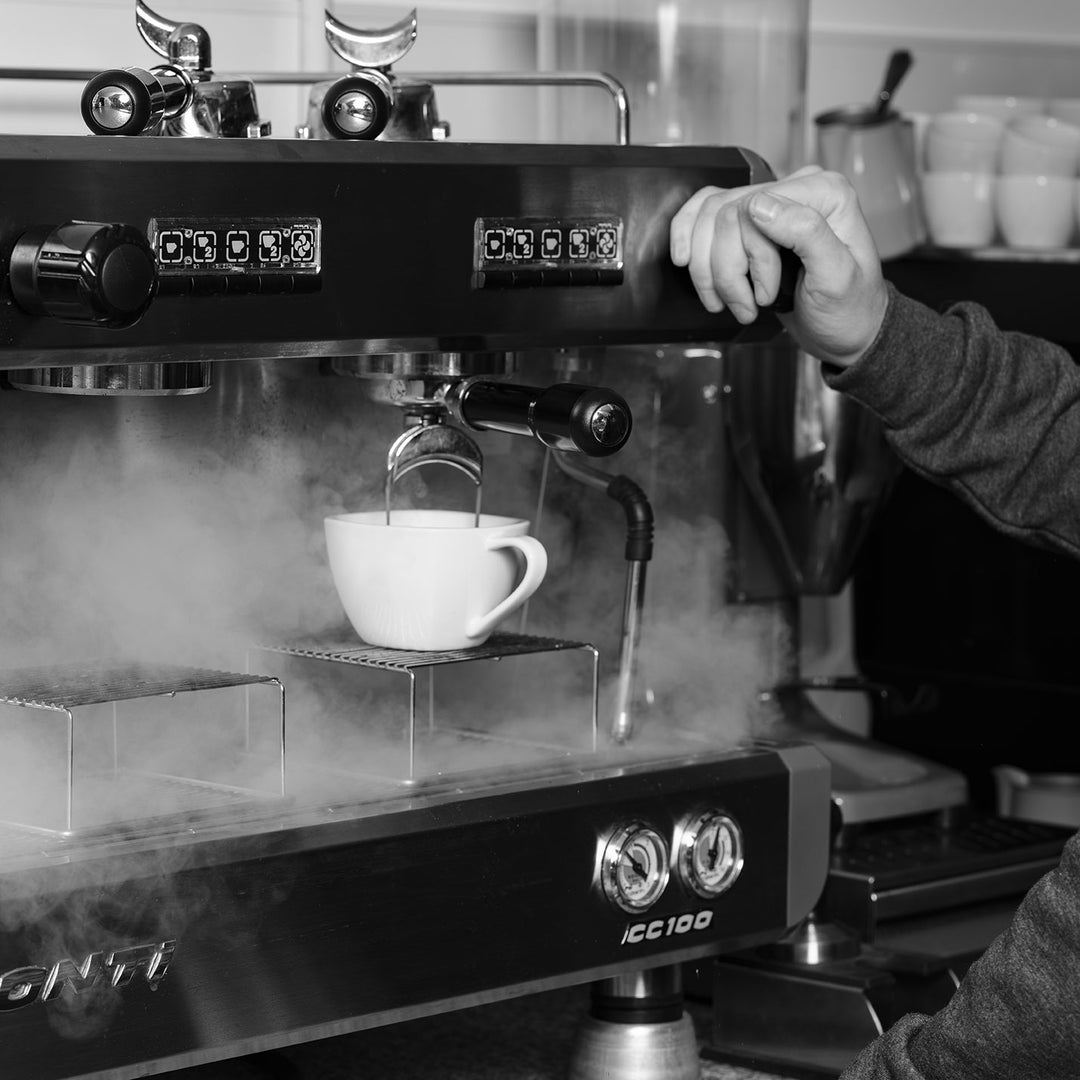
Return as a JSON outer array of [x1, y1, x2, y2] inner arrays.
[[148, 217, 322, 294], [473, 216, 624, 289]]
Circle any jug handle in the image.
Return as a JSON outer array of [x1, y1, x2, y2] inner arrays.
[[992, 764, 1030, 817]]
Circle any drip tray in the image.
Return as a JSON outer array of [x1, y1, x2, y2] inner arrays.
[[251, 631, 599, 788], [0, 662, 285, 837]]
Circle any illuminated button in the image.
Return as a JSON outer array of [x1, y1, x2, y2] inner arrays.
[[157, 230, 184, 264], [191, 230, 217, 263], [225, 231, 250, 263], [595, 226, 618, 259], [512, 229, 534, 260], [540, 229, 562, 259], [290, 229, 315, 262], [568, 228, 589, 259], [258, 229, 284, 263], [483, 229, 507, 260]]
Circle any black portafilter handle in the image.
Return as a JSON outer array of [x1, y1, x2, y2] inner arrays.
[[451, 380, 632, 457], [81, 66, 192, 136]]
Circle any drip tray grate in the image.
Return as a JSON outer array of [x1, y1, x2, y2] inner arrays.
[[251, 631, 599, 786], [0, 662, 285, 837]]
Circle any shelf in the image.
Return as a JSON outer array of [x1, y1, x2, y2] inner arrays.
[[883, 247, 1080, 350]]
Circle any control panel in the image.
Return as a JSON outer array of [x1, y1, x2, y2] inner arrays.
[[473, 216, 623, 289], [0, 138, 778, 366], [148, 217, 322, 295]]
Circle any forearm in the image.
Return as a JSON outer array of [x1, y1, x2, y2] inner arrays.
[[825, 285, 1080, 558], [841, 831, 1080, 1080]]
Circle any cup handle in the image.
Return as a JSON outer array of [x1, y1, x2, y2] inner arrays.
[[466, 535, 548, 642]]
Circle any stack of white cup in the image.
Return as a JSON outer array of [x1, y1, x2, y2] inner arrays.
[[921, 95, 1080, 251]]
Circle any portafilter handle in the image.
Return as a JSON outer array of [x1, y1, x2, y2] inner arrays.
[[447, 379, 632, 457]]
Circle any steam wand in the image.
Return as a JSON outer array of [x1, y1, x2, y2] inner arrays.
[[553, 454, 653, 744]]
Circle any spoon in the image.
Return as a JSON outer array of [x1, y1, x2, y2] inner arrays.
[[873, 49, 913, 119]]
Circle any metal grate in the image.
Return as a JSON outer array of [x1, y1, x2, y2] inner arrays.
[[251, 631, 599, 784], [0, 661, 285, 837], [0, 662, 279, 710], [257, 631, 595, 671]]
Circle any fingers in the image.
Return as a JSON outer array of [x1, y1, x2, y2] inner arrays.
[[745, 188, 857, 299], [670, 186, 723, 266], [683, 192, 785, 321]]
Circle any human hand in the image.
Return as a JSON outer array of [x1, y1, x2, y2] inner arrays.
[[669, 166, 889, 368]]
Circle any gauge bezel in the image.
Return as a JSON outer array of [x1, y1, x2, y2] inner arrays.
[[600, 821, 671, 913], [677, 809, 744, 899]]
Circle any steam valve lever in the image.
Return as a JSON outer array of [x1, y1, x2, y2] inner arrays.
[[82, 66, 193, 136], [449, 380, 632, 457]]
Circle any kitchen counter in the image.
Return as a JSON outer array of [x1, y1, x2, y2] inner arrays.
[[174, 984, 801, 1080]]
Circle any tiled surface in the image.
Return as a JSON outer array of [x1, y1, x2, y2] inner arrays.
[[170, 986, 796, 1080]]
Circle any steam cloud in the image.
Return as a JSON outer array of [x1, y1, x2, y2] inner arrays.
[[0, 352, 785, 1037]]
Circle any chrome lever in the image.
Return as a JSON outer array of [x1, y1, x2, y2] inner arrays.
[[136, 0, 211, 72], [324, 8, 418, 70]]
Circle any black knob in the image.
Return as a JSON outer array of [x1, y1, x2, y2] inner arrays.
[[9, 222, 157, 328], [455, 381, 633, 457], [321, 72, 394, 140], [81, 66, 191, 136]]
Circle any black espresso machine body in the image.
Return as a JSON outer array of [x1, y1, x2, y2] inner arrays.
[[0, 137, 777, 367], [0, 134, 830, 1079]]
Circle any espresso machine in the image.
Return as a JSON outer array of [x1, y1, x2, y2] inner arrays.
[[0, 5, 830, 1079]]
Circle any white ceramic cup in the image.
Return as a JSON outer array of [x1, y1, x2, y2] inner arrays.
[[324, 509, 548, 651], [1049, 99, 1080, 128], [920, 172, 996, 248], [954, 94, 1044, 123], [924, 112, 1004, 174], [999, 114, 1080, 177], [994, 174, 1075, 249]]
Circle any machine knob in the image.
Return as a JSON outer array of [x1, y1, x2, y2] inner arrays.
[[321, 72, 394, 140], [9, 222, 157, 328], [81, 66, 192, 136]]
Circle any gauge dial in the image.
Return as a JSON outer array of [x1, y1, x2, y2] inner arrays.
[[601, 823, 670, 913], [678, 810, 743, 898]]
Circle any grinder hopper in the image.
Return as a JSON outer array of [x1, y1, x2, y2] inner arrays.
[[722, 339, 967, 826]]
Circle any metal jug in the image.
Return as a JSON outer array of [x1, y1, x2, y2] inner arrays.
[[994, 765, 1080, 829], [815, 106, 925, 260]]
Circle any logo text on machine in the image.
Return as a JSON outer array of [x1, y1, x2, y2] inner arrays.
[[620, 910, 714, 946], [0, 940, 176, 1012]]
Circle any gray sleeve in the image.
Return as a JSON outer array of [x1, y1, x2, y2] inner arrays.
[[824, 283, 1080, 558], [840, 831, 1080, 1080], [829, 287, 1080, 1077]]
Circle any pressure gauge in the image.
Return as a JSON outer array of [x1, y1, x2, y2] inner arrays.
[[601, 822, 671, 913], [677, 810, 744, 898]]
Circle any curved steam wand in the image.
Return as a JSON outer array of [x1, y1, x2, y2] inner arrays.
[[553, 453, 653, 744]]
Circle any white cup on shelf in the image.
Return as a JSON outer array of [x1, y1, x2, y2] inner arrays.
[[999, 114, 1080, 178], [1049, 99, 1080, 128], [924, 112, 1004, 174], [954, 94, 1044, 123], [921, 172, 996, 248], [994, 174, 1076, 249]]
